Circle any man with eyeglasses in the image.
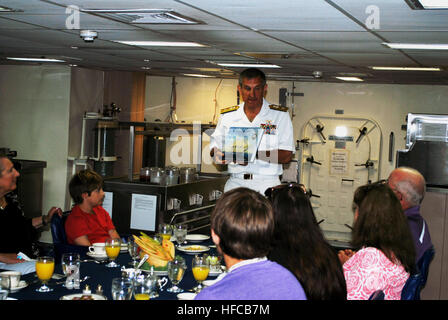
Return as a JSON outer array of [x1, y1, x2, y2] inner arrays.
[[387, 167, 433, 263], [210, 68, 295, 194]]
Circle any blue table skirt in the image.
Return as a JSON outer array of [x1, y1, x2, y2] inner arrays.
[[9, 243, 220, 301]]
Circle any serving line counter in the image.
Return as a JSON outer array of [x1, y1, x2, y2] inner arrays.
[[103, 173, 228, 237], [8, 240, 220, 300]]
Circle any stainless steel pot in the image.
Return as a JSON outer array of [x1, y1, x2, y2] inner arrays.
[[180, 167, 197, 184], [164, 166, 179, 186], [149, 167, 165, 184]]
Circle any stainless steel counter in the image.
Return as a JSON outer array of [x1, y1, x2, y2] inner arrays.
[[103, 173, 228, 235]]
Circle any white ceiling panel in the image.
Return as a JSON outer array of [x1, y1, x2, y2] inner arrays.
[[264, 31, 389, 53], [180, 0, 365, 31]]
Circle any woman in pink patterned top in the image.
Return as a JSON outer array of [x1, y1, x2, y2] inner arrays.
[[341, 183, 416, 300]]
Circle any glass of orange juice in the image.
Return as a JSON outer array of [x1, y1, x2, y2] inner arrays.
[[192, 255, 209, 293], [36, 256, 55, 292], [158, 223, 172, 240], [105, 238, 121, 268]]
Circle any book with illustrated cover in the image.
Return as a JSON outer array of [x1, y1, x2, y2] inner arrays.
[[222, 127, 264, 163]]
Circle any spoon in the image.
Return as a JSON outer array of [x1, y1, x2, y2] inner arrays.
[[56, 275, 90, 285], [136, 254, 149, 270]]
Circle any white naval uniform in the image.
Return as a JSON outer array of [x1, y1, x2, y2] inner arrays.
[[210, 98, 295, 194]]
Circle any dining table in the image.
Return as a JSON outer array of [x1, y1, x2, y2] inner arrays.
[[6, 236, 221, 301]]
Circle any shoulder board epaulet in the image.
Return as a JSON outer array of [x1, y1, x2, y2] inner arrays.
[[269, 104, 288, 112], [220, 105, 239, 114]]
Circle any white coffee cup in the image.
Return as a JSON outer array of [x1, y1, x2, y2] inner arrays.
[[0, 271, 21, 288], [88, 242, 106, 255]]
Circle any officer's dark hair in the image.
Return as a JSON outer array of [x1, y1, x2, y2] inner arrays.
[[239, 68, 266, 86]]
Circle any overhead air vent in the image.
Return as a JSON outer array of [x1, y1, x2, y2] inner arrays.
[[81, 8, 203, 24]]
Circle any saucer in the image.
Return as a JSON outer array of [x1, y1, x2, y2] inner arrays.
[[86, 252, 108, 260], [9, 280, 28, 293]]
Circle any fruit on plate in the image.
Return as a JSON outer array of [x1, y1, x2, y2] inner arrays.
[[133, 232, 175, 269]]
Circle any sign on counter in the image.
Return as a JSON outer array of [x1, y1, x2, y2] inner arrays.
[[130, 193, 157, 232]]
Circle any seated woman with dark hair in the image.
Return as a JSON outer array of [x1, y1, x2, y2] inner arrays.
[[266, 183, 347, 300], [342, 183, 416, 300]]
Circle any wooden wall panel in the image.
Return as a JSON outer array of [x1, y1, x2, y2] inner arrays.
[[130, 72, 146, 174]]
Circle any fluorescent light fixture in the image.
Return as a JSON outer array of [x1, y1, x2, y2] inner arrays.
[[421, 1, 448, 8], [370, 66, 441, 71], [183, 74, 214, 78], [113, 40, 205, 47], [0, 6, 20, 12], [419, 0, 448, 9], [383, 42, 448, 50], [6, 57, 65, 62], [335, 76, 364, 82], [216, 63, 281, 68]]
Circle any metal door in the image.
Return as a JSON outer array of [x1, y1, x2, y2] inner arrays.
[[298, 115, 382, 242]]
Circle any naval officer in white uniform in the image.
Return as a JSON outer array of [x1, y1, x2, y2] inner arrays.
[[210, 68, 295, 194]]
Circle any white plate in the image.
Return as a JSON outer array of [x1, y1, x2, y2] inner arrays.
[[60, 293, 107, 300], [177, 245, 210, 255], [208, 268, 224, 277], [177, 292, 196, 300], [186, 234, 210, 242], [86, 252, 108, 260], [9, 281, 28, 293]]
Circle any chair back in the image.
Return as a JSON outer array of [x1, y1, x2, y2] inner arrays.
[[401, 272, 423, 300], [50, 210, 87, 261], [417, 246, 435, 288], [369, 290, 385, 300], [51, 211, 70, 244]]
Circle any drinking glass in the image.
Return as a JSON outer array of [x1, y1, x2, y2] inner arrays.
[[173, 224, 187, 247], [35, 256, 55, 292], [191, 255, 209, 293], [105, 238, 121, 268], [167, 256, 187, 293], [133, 275, 153, 300], [61, 253, 81, 289], [127, 237, 140, 267], [0, 275, 10, 300], [111, 277, 134, 300], [158, 223, 172, 240]]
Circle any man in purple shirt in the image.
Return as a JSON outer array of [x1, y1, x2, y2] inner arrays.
[[195, 187, 307, 300], [388, 167, 433, 263]]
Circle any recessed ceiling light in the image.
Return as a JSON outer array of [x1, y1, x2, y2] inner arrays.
[[112, 41, 205, 47], [6, 57, 65, 62], [183, 74, 214, 78], [335, 77, 364, 82], [216, 63, 281, 68], [383, 42, 448, 50], [370, 66, 441, 71]]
